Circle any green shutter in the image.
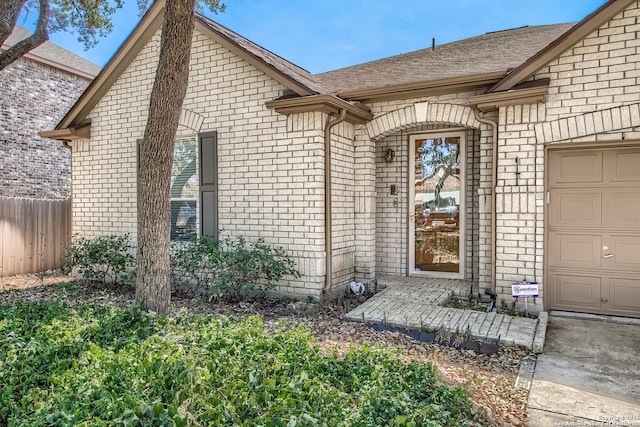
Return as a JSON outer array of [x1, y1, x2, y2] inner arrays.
[[199, 131, 218, 239]]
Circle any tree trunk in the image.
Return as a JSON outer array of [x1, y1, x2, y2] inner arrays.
[[0, 0, 50, 71], [0, 0, 27, 46], [136, 0, 195, 313]]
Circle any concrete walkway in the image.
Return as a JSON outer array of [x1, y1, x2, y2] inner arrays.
[[527, 314, 640, 425], [345, 276, 545, 351]]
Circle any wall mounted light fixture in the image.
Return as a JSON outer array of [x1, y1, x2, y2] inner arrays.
[[384, 147, 395, 163]]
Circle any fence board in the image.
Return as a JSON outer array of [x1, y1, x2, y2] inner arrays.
[[0, 197, 71, 276]]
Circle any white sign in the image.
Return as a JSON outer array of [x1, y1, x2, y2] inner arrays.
[[512, 281, 539, 297]]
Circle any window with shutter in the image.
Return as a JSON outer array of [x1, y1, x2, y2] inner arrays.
[[138, 131, 217, 242]]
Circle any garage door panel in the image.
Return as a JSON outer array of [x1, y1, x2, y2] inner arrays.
[[606, 234, 640, 271], [602, 191, 640, 227], [548, 147, 640, 317], [609, 277, 640, 313], [549, 151, 603, 185], [550, 191, 602, 227], [549, 232, 601, 269], [553, 273, 601, 310], [607, 149, 640, 183]]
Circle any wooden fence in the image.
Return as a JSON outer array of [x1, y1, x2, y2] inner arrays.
[[0, 197, 71, 276]]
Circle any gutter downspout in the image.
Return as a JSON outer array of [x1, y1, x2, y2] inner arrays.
[[323, 109, 347, 294], [473, 109, 498, 290]]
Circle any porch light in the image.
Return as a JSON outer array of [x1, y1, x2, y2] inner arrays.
[[384, 147, 395, 163]]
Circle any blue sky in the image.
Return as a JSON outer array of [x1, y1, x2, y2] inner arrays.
[[18, 0, 604, 73]]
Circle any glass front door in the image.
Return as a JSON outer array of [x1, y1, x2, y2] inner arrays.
[[410, 133, 464, 276]]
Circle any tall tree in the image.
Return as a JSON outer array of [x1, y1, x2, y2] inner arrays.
[[135, 0, 195, 313], [2, 0, 224, 312], [136, 0, 223, 313]]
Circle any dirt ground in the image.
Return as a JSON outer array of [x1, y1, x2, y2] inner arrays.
[[0, 274, 533, 426]]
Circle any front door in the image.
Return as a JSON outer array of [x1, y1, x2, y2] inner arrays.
[[409, 132, 464, 277]]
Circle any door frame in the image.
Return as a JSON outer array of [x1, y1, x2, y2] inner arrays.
[[408, 130, 466, 279], [544, 139, 640, 313]]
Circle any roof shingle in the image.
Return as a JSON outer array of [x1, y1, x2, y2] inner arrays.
[[3, 26, 101, 78], [314, 23, 575, 94]]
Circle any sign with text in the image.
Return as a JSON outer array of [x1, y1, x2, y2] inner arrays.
[[512, 281, 539, 298]]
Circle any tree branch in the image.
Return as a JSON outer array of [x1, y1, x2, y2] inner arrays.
[[0, 0, 28, 46], [0, 0, 50, 71]]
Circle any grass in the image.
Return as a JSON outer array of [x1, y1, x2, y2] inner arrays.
[[0, 300, 486, 426]]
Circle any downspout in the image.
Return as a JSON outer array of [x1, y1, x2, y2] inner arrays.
[[473, 109, 498, 290], [323, 109, 347, 294]]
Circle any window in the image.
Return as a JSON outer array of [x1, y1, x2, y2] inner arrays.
[[137, 131, 217, 242], [171, 137, 197, 241]]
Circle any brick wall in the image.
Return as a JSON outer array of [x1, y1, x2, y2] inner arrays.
[[494, 1, 640, 305], [330, 120, 357, 290], [0, 58, 90, 199], [73, 29, 328, 296]]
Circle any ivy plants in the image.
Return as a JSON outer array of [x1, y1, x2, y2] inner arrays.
[[0, 301, 486, 426]]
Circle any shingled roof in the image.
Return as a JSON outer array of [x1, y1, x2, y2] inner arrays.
[[3, 26, 101, 78], [48, 0, 595, 132], [314, 23, 575, 95], [196, 15, 329, 94]]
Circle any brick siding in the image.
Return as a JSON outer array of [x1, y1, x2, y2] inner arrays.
[[73, 29, 329, 296], [0, 58, 90, 199], [493, 1, 640, 304]]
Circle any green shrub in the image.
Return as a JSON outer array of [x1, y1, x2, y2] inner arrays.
[[0, 301, 485, 426], [172, 236, 301, 301], [63, 234, 135, 284]]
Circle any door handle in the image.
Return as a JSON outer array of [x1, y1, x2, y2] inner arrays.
[[603, 254, 613, 259]]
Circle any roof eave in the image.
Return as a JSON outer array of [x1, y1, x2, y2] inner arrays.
[[336, 70, 510, 103], [56, 0, 166, 130], [265, 94, 373, 124], [194, 17, 317, 97], [489, 0, 637, 93], [0, 44, 98, 79], [467, 80, 550, 112], [39, 122, 91, 143]]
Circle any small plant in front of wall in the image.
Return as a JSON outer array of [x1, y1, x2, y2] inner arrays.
[[452, 326, 471, 348], [171, 236, 300, 302], [62, 234, 135, 285], [498, 299, 538, 319], [435, 323, 454, 345]]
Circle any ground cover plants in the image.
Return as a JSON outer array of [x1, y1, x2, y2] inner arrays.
[[0, 299, 487, 426]]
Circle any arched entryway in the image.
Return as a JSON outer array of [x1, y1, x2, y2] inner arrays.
[[365, 101, 494, 288]]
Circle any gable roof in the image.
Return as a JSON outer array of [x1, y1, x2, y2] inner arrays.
[[55, 0, 327, 130], [195, 15, 328, 95], [2, 26, 101, 79], [48, 0, 632, 132], [314, 23, 575, 97], [489, 0, 636, 92]]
